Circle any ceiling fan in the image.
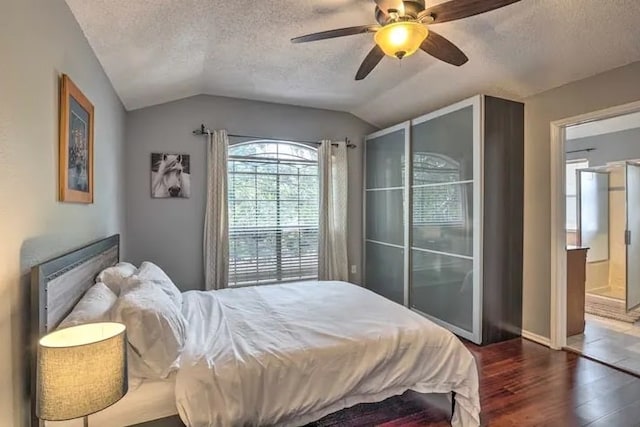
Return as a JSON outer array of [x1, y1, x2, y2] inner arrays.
[[291, 0, 521, 80]]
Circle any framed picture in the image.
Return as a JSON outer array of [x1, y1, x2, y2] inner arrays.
[[151, 153, 191, 198], [59, 74, 94, 203]]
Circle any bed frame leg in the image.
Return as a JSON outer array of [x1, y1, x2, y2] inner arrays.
[[451, 391, 456, 420]]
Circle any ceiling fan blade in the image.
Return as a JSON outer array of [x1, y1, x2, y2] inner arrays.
[[356, 45, 385, 80], [424, 0, 521, 24], [420, 30, 468, 66], [291, 25, 379, 43], [374, 0, 405, 15]]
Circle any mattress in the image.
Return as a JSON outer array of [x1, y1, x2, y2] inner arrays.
[[46, 375, 177, 427], [175, 280, 480, 427]]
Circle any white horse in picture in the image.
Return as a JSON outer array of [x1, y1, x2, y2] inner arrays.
[[152, 154, 191, 198]]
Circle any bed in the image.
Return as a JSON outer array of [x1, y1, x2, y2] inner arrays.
[[30, 235, 180, 427], [31, 235, 480, 427]]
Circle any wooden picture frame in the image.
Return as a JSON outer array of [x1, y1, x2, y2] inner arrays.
[[59, 74, 94, 203]]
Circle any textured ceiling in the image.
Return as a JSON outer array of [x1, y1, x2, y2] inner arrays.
[[66, 0, 640, 126]]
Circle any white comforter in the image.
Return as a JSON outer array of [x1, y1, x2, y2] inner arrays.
[[175, 281, 480, 427]]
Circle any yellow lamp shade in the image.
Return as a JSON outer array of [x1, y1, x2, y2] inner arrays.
[[374, 21, 429, 59], [37, 322, 128, 421]]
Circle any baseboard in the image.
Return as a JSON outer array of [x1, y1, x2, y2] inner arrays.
[[521, 329, 551, 347], [586, 285, 610, 294]]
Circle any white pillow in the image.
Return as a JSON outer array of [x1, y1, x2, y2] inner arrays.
[[111, 278, 187, 380], [58, 282, 117, 329], [133, 261, 182, 307], [97, 262, 137, 294]]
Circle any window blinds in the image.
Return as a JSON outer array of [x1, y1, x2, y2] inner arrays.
[[227, 143, 319, 286]]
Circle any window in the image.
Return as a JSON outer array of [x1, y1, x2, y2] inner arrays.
[[227, 140, 319, 286], [566, 159, 589, 230]]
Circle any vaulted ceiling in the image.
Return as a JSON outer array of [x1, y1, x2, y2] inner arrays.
[[66, 0, 640, 126]]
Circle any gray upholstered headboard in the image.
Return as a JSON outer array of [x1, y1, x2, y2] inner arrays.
[[31, 234, 120, 335], [30, 234, 120, 426]]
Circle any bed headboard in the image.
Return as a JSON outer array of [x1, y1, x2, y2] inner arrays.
[[30, 234, 120, 426], [31, 234, 120, 336]]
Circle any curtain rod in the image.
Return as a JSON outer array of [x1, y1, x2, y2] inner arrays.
[[567, 148, 596, 154], [192, 124, 356, 148]]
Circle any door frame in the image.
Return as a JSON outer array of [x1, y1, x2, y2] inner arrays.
[[550, 100, 640, 350]]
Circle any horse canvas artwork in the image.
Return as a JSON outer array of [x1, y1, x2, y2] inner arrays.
[[151, 153, 191, 198]]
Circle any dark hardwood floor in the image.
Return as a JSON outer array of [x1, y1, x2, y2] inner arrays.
[[468, 338, 640, 426], [310, 338, 640, 427]]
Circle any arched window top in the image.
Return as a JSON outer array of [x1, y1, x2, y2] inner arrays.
[[229, 140, 317, 162]]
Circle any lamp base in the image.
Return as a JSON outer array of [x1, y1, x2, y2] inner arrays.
[[83, 415, 88, 427]]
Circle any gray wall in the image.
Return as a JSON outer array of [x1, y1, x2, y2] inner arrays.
[[125, 95, 376, 291], [523, 60, 640, 339], [0, 0, 127, 425], [567, 127, 640, 166]]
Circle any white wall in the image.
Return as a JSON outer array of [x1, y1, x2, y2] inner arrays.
[[0, 1, 127, 425], [125, 95, 376, 290], [523, 61, 640, 338]]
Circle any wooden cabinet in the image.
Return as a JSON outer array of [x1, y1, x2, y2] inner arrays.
[[567, 246, 589, 336], [364, 95, 524, 345]]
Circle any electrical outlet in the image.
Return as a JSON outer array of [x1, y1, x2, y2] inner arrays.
[[350, 264, 357, 274]]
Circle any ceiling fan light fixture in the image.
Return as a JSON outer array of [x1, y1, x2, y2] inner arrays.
[[374, 21, 428, 60]]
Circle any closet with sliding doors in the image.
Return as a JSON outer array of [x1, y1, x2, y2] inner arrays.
[[364, 95, 524, 345]]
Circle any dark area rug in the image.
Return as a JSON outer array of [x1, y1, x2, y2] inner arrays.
[[303, 391, 452, 427]]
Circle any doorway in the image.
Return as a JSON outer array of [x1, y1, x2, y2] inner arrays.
[[566, 159, 640, 373], [550, 102, 640, 374], [575, 162, 638, 307]]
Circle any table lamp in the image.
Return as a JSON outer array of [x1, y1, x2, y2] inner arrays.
[[36, 322, 128, 426]]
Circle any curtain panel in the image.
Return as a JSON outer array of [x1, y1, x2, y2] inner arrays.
[[203, 130, 229, 290], [318, 140, 349, 281]]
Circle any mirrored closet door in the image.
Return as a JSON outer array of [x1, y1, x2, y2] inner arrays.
[[410, 98, 481, 342], [364, 123, 410, 305], [364, 95, 524, 346], [626, 162, 640, 311]]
